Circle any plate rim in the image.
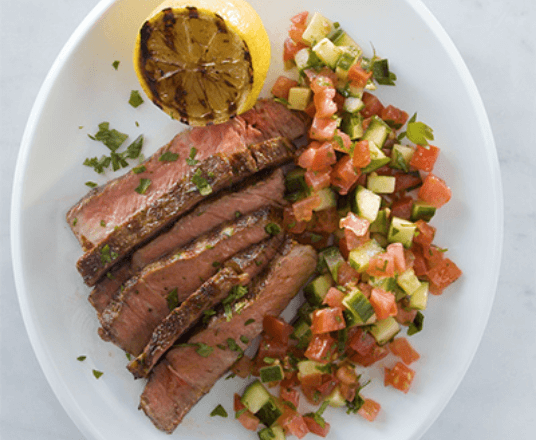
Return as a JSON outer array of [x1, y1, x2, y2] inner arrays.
[[10, 0, 503, 439]]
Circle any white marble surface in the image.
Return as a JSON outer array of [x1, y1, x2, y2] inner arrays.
[[1, 0, 535, 439]]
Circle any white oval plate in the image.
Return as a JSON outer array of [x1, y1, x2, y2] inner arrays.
[[11, 0, 502, 439]]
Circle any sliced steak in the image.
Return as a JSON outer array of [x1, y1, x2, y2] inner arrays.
[[68, 100, 307, 286], [139, 239, 317, 433], [127, 235, 283, 378], [88, 263, 133, 316], [98, 207, 283, 355], [131, 167, 286, 270]]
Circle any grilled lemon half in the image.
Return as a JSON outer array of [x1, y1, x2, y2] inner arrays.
[[133, 0, 271, 126]]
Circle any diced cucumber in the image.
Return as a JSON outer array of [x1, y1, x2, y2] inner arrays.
[[341, 112, 364, 139], [368, 276, 397, 292], [335, 47, 359, 79], [347, 239, 384, 272], [362, 116, 392, 148], [370, 232, 389, 248], [256, 398, 283, 427], [302, 12, 333, 45], [297, 302, 316, 325], [260, 364, 284, 383], [312, 38, 342, 69], [390, 144, 414, 171], [259, 425, 286, 440], [411, 201, 437, 222], [319, 247, 345, 281], [287, 87, 312, 111], [285, 168, 307, 193], [397, 268, 422, 295], [292, 318, 311, 341], [342, 287, 375, 324], [370, 317, 400, 345], [353, 185, 382, 222], [360, 142, 391, 174], [367, 173, 396, 194], [313, 188, 337, 211], [388, 217, 416, 248], [338, 80, 364, 98], [326, 385, 346, 408], [304, 273, 334, 306], [241, 380, 272, 414], [297, 360, 325, 379], [369, 208, 391, 235], [343, 97, 364, 113], [409, 281, 429, 310]]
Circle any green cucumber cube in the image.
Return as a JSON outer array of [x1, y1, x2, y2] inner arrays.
[[397, 268, 422, 295], [347, 239, 384, 272], [388, 216, 416, 248], [369, 208, 391, 235], [390, 144, 414, 171], [342, 288, 375, 324], [287, 87, 312, 111], [360, 141, 391, 174], [302, 12, 332, 45], [312, 38, 342, 69], [367, 174, 396, 194], [313, 188, 337, 211], [362, 115, 392, 148], [353, 185, 382, 222], [370, 317, 400, 345], [409, 281, 429, 310], [341, 112, 364, 139], [304, 273, 334, 305], [411, 201, 437, 222], [319, 246, 345, 281], [260, 364, 284, 383]]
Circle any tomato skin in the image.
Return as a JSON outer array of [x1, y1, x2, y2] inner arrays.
[[311, 307, 346, 334], [322, 287, 346, 308], [352, 140, 371, 168], [271, 76, 299, 100], [263, 315, 294, 346], [309, 117, 339, 141], [426, 258, 462, 290], [384, 362, 416, 393], [256, 334, 288, 362], [304, 416, 331, 437], [348, 327, 376, 356], [290, 11, 308, 25], [305, 168, 332, 191], [381, 105, 409, 129], [418, 173, 452, 208], [369, 288, 398, 320], [389, 337, 420, 365], [413, 219, 436, 247], [411, 245, 428, 277], [360, 92, 384, 118], [284, 37, 308, 62], [305, 333, 337, 364], [393, 171, 422, 193], [331, 155, 360, 195], [358, 399, 381, 421], [410, 144, 440, 172]]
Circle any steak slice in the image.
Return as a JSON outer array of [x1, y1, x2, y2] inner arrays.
[[127, 235, 284, 378], [139, 239, 317, 433], [98, 207, 283, 355], [88, 168, 286, 314], [131, 167, 286, 270]]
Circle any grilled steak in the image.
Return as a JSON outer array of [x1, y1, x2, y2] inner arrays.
[[67, 100, 307, 286], [98, 207, 283, 355], [139, 239, 317, 433], [88, 168, 286, 314], [131, 167, 286, 270], [127, 235, 284, 378]]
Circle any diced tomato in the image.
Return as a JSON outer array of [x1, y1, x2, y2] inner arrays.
[[404, 248, 416, 269], [411, 245, 428, 277], [381, 105, 409, 129], [334, 129, 352, 152], [362, 117, 372, 131], [234, 393, 246, 412], [413, 219, 436, 247], [358, 282, 373, 298], [360, 92, 384, 118], [395, 301, 418, 325], [426, 258, 462, 290], [271, 76, 299, 100], [369, 288, 397, 320], [315, 208, 339, 234], [335, 364, 359, 385], [349, 344, 388, 367], [297, 141, 322, 169], [339, 381, 358, 402], [257, 334, 288, 362], [387, 242, 406, 273], [348, 327, 376, 356], [384, 362, 415, 393], [290, 11, 308, 26], [280, 387, 300, 409], [309, 75, 335, 93], [344, 228, 370, 252], [283, 37, 308, 62], [231, 355, 254, 378], [334, 92, 346, 113], [348, 63, 373, 88], [278, 407, 310, 439], [305, 168, 332, 191], [281, 371, 300, 389], [428, 282, 445, 296], [309, 117, 339, 141], [304, 100, 317, 118], [305, 333, 337, 364], [316, 374, 340, 397], [311, 307, 346, 334], [352, 140, 371, 168], [331, 155, 360, 195], [390, 195, 414, 220], [288, 24, 306, 44], [367, 253, 395, 278], [423, 244, 445, 268], [337, 261, 360, 286], [410, 144, 440, 172], [293, 193, 321, 222], [299, 371, 324, 388], [234, 394, 260, 430], [283, 205, 307, 234], [314, 87, 338, 118], [393, 171, 422, 193], [263, 315, 294, 346], [418, 173, 452, 208], [304, 416, 331, 437], [358, 398, 381, 422], [301, 383, 322, 404], [305, 68, 338, 90], [295, 230, 330, 250], [299, 141, 337, 171], [389, 337, 420, 365], [340, 212, 370, 237], [322, 287, 346, 308]]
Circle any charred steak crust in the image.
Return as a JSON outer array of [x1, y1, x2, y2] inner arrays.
[[76, 137, 296, 286], [97, 206, 283, 355], [139, 238, 318, 433], [127, 234, 284, 378]]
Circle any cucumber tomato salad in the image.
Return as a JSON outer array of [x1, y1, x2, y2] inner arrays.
[[227, 11, 462, 439]]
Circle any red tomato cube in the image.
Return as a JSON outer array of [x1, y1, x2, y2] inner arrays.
[[418, 173, 452, 208], [271, 76, 299, 100], [410, 144, 440, 172], [389, 337, 421, 365], [358, 398, 381, 421], [384, 362, 416, 393]]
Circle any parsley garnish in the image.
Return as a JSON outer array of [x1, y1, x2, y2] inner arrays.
[[77, 355, 86, 361], [135, 178, 151, 194], [100, 244, 117, 265], [92, 369, 104, 379], [85, 181, 98, 188], [210, 404, 228, 418], [226, 338, 243, 356], [186, 147, 199, 166], [265, 223, 281, 236], [191, 169, 212, 195], [407, 311, 424, 336], [124, 135, 144, 159], [240, 335, 249, 344], [372, 58, 397, 86], [174, 342, 214, 357], [132, 165, 146, 174], [305, 400, 330, 428], [100, 220, 106, 227], [129, 90, 144, 108], [405, 113, 434, 145], [125, 353, 132, 360], [90, 122, 128, 151], [166, 288, 179, 310], [112, 60, 120, 70], [159, 151, 179, 162], [72, 218, 78, 226], [245, 318, 255, 326]]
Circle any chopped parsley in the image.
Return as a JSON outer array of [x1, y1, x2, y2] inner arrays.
[[186, 147, 199, 166], [240, 335, 249, 344], [89, 122, 128, 151], [77, 355, 86, 362], [92, 369, 104, 379], [124, 135, 144, 159], [112, 60, 120, 70], [159, 151, 179, 162], [244, 318, 255, 326], [407, 311, 424, 336], [100, 220, 106, 227], [85, 181, 98, 188], [371, 58, 397, 86], [135, 178, 151, 195], [132, 165, 146, 174], [125, 353, 132, 361], [265, 223, 281, 236], [100, 244, 118, 265], [166, 288, 179, 310], [403, 113, 434, 145], [174, 342, 214, 357], [129, 90, 144, 108], [210, 404, 228, 418], [191, 169, 212, 196], [72, 218, 78, 226], [305, 401, 330, 428], [226, 338, 243, 356]]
